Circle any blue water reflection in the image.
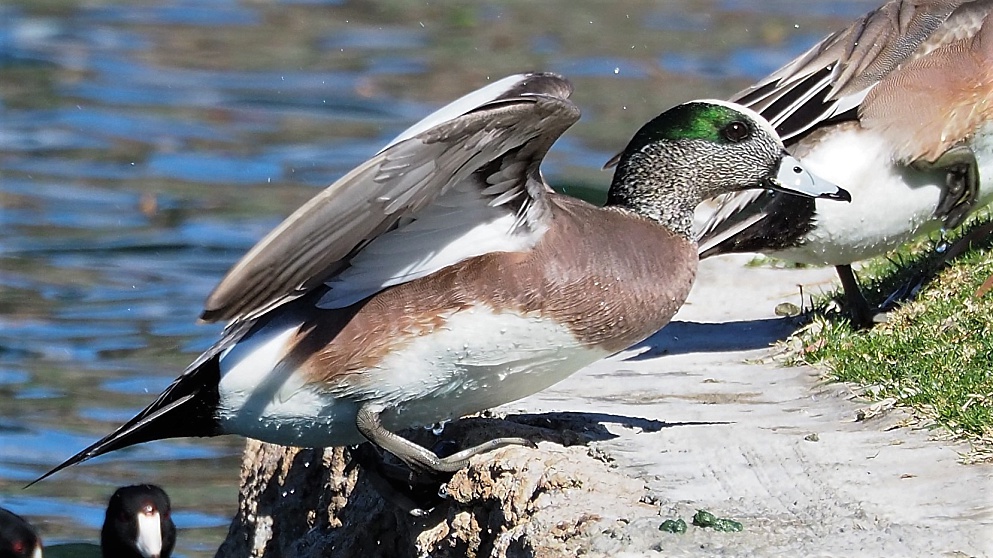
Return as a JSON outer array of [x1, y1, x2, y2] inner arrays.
[[661, 34, 824, 80], [85, 2, 261, 27], [0, 1, 877, 556]]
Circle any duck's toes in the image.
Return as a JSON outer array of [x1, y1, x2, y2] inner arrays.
[[350, 442, 449, 515]]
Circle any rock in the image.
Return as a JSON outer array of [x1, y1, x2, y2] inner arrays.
[[215, 414, 652, 558]]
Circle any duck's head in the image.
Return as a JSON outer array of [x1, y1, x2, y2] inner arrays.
[[608, 99, 850, 237], [101, 485, 175, 558]]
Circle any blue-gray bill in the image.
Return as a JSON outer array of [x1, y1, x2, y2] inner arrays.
[[768, 153, 851, 201]]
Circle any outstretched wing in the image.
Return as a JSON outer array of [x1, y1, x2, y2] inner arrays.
[[202, 72, 580, 322]]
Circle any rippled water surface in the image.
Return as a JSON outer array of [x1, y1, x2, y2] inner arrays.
[[1, 1, 877, 555]]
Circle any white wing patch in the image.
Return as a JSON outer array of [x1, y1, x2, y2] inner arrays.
[[317, 173, 546, 309]]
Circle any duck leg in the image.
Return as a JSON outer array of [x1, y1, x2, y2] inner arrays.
[[348, 442, 441, 516], [835, 264, 876, 329], [355, 403, 535, 477], [878, 220, 993, 314], [914, 145, 979, 229]]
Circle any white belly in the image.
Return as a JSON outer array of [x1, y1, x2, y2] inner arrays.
[[214, 307, 606, 448], [215, 318, 361, 447], [776, 124, 993, 266]]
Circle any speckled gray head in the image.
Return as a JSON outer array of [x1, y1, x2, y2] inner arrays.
[[607, 99, 849, 238]]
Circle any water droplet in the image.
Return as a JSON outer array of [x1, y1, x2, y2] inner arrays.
[[613, 67, 620, 74]]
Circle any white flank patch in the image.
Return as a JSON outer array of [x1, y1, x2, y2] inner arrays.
[[318, 180, 544, 309], [217, 320, 352, 447], [370, 307, 608, 432], [135, 511, 162, 558], [216, 306, 606, 447], [973, 121, 993, 207], [776, 129, 961, 265], [218, 321, 299, 395], [380, 74, 531, 152]]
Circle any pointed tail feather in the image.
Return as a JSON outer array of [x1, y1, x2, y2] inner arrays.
[[27, 355, 222, 488]]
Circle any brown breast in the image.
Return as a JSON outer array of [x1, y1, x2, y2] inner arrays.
[[290, 194, 697, 385]]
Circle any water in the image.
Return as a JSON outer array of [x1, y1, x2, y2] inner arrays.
[[0, 1, 876, 555]]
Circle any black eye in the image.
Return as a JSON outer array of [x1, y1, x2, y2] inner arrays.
[[721, 120, 750, 143]]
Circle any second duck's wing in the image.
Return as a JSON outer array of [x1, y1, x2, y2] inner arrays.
[[736, 0, 972, 142], [201, 72, 579, 323]]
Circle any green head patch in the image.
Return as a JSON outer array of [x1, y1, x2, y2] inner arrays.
[[623, 102, 758, 153]]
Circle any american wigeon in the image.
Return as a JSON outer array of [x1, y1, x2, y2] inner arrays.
[[33, 72, 848, 480], [695, 0, 993, 327]]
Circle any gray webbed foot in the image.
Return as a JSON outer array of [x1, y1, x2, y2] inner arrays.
[[355, 404, 535, 477]]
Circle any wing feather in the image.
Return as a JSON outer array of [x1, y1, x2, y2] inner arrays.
[[202, 72, 579, 322], [734, 0, 965, 141]]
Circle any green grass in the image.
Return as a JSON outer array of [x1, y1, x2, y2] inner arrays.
[[790, 213, 993, 460]]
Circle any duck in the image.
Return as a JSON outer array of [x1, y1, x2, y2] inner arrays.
[[99, 485, 175, 558], [31, 72, 848, 482], [0, 508, 42, 558], [1, 484, 174, 558], [693, 0, 993, 328]]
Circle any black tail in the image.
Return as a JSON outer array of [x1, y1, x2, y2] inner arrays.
[[28, 354, 223, 487]]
